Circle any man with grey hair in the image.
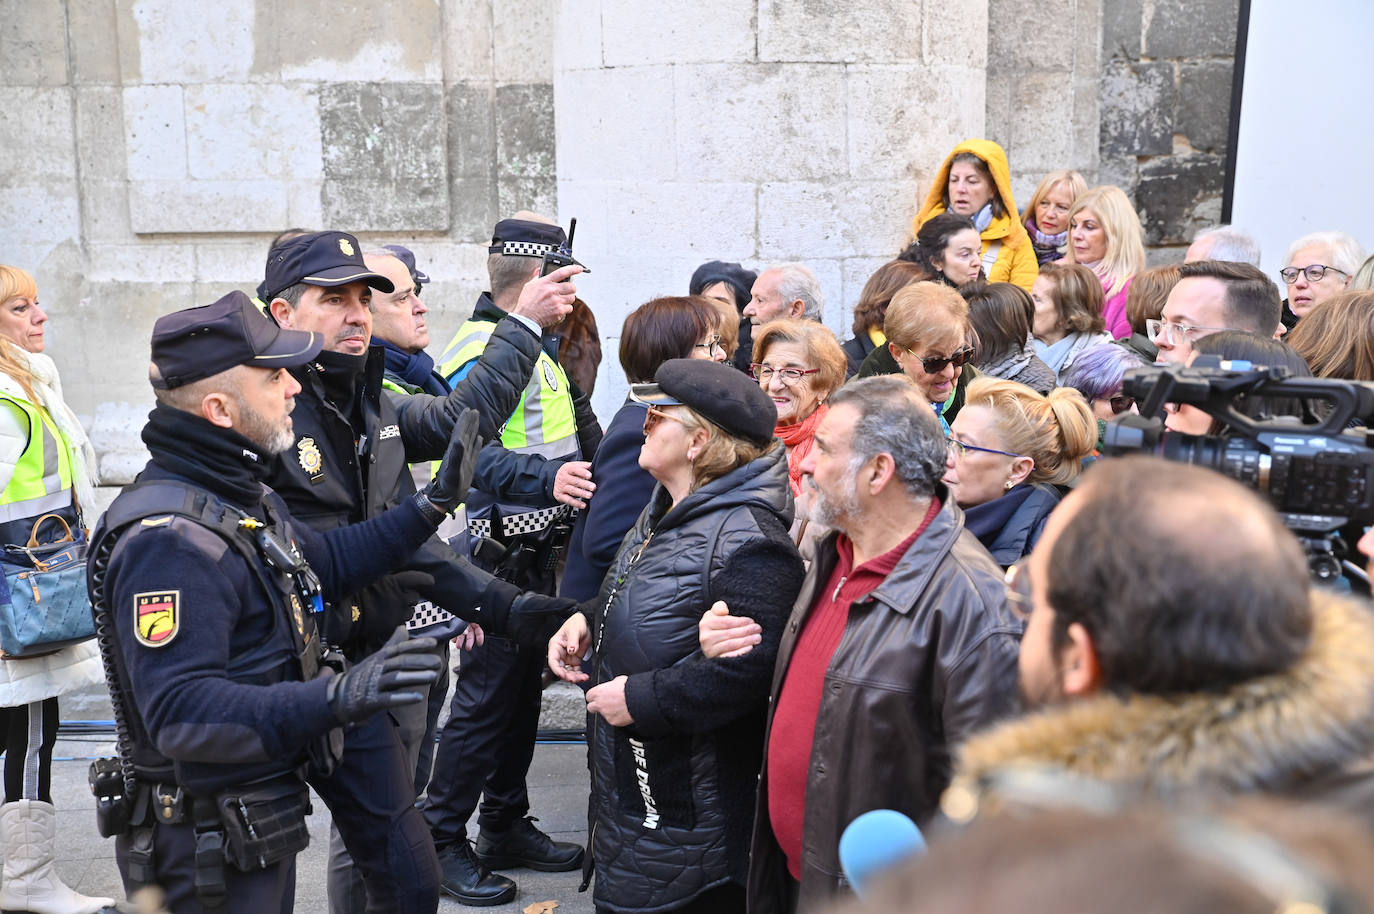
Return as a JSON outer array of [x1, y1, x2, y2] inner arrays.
[[744, 262, 825, 324], [698, 375, 1020, 912], [1185, 224, 1262, 265]]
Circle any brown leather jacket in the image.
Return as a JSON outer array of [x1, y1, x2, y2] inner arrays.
[[747, 494, 1022, 913]]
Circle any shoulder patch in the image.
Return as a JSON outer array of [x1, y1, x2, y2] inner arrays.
[[134, 591, 180, 648], [378, 424, 400, 440]]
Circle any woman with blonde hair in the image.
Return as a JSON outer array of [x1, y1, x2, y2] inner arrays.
[[1287, 291, 1374, 382], [943, 377, 1097, 565], [1063, 185, 1147, 339], [914, 139, 1039, 291], [1022, 170, 1088, 266], [0, 266, 111, 913]]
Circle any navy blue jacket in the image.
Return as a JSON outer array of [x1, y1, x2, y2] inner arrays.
[[962, 483, 1062, 567], [560, 399, 656, 601]]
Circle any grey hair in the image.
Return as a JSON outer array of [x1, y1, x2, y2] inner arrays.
[[771, 262, 825, 322], [827, 376, 947, 500], [1285, 230, 1366, 276], [271, 283, 308, 309], [1192, 225, 1261, 265]]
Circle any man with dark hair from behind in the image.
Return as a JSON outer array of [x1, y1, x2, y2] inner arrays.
[[1152, 260, 1284, 363], [948, 456, 1374, 829]]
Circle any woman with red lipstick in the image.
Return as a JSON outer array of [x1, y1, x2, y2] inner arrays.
[[0, 266, 111, 913], [1063, 185, 1146, 339]]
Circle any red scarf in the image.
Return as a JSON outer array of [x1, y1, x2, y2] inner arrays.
[[776, 404, 828, 496]]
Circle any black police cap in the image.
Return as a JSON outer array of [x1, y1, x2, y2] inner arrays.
[[260, 231, 395, 302], [382, 244, 431, 286], [488, 219, 567, 258], [632, 359, 777, 448], [150, 291, 323, 389]]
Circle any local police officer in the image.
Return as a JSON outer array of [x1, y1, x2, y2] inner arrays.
[[93, 292, 481, 912], [258, 231, 579, 914], [425, 216, 595, 905]]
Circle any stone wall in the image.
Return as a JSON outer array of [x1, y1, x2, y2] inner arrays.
[[1097, 0, 1240, 260]]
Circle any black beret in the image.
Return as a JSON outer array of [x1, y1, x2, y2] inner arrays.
[[632, 358, 776, 448], [488, 219, 567, 258], [151, 291, 322, 389], [689, 260, 758, 310], [260, 231, 395, 302]]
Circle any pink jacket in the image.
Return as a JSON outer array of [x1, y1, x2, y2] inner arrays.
[[1101, 274, 1133, 339]]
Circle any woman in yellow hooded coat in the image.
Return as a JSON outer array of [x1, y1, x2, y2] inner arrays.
[[914, 139, 1038, 293]]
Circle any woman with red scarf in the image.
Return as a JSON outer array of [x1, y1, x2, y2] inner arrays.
[[751, 320, 847, 554]]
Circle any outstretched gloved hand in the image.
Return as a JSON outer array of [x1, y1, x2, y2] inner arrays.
[[419, 408, 481, 515], [326, 636, 442, 725]]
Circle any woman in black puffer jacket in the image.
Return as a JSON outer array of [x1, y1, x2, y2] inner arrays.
[[548, 359, 803, 914]]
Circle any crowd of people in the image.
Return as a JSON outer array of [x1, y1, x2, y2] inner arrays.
[[3, 134, 1374, 914]]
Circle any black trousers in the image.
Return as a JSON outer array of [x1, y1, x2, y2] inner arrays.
[[116, 820, 295, 914], [309, 711, 441, 914], [0, 697, 58, 802], [422, 636, 542, 844]]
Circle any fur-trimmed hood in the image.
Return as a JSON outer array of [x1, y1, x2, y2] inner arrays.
[[954, 589, 1374, 802]]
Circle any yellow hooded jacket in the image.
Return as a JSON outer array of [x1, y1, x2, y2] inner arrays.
[[914, 138, 1038, 292]]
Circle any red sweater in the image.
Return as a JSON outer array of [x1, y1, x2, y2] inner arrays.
[[766, 501, 940, 878]]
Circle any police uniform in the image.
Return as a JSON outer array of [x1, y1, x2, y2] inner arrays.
[[94, 293, 446, 913], [255, 232, 548, 914], [423, 220, 587, 904]]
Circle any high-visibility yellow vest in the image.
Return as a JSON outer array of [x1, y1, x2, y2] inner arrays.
[[0, 395, 75, 525], [437, 318, 578, 459]]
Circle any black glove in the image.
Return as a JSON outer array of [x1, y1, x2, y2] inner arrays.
[[481, 584, 579, 647], [325, 636, 442, 725], [421, 408, 482, 515]]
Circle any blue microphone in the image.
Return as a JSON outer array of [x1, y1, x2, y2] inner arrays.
[[838, 809, 927, 897]]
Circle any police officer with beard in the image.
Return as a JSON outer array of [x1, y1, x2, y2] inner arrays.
[[92, 292, 484, 911], [257, 231, 580, 914]]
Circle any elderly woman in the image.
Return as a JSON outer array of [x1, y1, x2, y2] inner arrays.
[[963, 281, 1057, 394], [1031, 262, 1114, 383], [900, 213, 985, 289], [0, 267, 112, 913], [1280, 231, 1366, 328], [548, 359, 802, 914], [859, 282, 977, 432], [944, 378, 1096, 565], [561, 296, 727, 603], [1022, 170, 1088, 265], [752, 319, 847, 498], [1063, 185, 1146, 339], [1289, 291, 1374, 382], [843, 260, 929, 376], [914, 139, 1038, 291]]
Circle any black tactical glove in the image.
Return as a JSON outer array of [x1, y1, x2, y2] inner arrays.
[[481, 584, 579, 647], [413, 408, 481, 520], [325, 636, 442, 725]]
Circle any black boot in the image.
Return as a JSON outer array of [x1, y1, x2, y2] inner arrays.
[[475, 816, 585, 872], [437, 839, 517, 906]]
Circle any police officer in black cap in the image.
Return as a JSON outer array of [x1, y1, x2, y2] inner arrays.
[[91, 291, 482, 911], [257, 231, 581, 914]]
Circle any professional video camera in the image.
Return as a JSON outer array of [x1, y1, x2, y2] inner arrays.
[[1102, 356, 1374, 585]]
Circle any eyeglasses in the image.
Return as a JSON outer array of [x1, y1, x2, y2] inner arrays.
[[1146, 318, 1230, 346], [1279, 264, 1349, 284], [693, 336, 724, 355], [1004, 559, 1033, 621], [642, 405, 689, 436], [946, 436, 1028, 462], [750, 363, 820, 384], [910, 345, 976, 375], [1108, 394, 1136, 415]]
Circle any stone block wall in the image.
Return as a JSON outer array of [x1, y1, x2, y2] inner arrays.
[[1097, 0, 1240, 259]]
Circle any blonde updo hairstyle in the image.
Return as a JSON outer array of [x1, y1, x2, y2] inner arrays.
[[883, 281, 971, 353], [962, 377, 1097, 486]]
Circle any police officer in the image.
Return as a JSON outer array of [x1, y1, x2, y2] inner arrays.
[[94, 292, 477, 912], [425, 215, 596, 905], [258, 231, 579, 914]]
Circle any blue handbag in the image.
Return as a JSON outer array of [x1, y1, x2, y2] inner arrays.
[[0, 513, 94, 657]]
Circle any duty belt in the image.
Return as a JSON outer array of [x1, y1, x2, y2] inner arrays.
[[467, 503, 573, 540]]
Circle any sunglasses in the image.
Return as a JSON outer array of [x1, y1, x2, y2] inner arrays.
[[909, 345, 976, 375], [1109, 394, 1136, 415], [642, 405, 688, 436]]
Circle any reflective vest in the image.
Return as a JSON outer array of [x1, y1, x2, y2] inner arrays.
[[437, 318, 578, 460], [0, 395, 75, 525]]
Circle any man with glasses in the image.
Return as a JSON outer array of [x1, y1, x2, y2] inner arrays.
[[699, 375, 1019, 913], [1151, 260, 1283, 364], [1280, 230, 1365, 328], [949, 455, 1374, 829]]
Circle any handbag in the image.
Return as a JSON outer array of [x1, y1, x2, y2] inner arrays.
[[0, 512, 94, 657]]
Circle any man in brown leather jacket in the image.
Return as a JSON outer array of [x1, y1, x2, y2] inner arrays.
[[702, 375, 1021, 913]]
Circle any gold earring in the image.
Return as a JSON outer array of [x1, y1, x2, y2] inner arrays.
[[1005, 480, 1014, 490]]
